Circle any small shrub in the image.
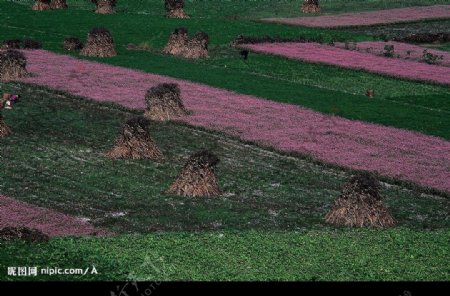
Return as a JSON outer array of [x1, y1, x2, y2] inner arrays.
[[421, 50, 443, 65], [23, 39, 42, 49], [383, 44, 394, 57]]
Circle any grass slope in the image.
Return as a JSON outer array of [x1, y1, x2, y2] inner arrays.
[[0, 83, 448, 235], [0, 1, 450, 139]]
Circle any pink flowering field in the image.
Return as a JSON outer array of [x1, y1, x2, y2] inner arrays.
[[0, 195, 108, 237], [240, 42, 450, 86], [262, 5, 450, 28], [18, 50, 450, 193], [334, 41, 450, 67]]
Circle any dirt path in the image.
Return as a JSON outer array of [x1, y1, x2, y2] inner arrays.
[[16, 50, 450, 193]]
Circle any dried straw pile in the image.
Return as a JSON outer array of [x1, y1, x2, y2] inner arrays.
[[106, 117, 163, 160], [32, 0, 51, 11], [80, 28, 117, 57], [325, 173, 396, 228], [0, 50, 28, 82], [165, 0, 189, 18], [301, 0, 321, 13], [144, 83, 188, 121], [166, 151, 221, 197], [92, 0, 116, 14], [50, 0, 68, 9]]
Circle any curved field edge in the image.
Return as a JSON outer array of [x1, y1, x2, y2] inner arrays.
[[1, 229, 449, 281], [0, 83, 448, 235], [2, 1, 450, 140]]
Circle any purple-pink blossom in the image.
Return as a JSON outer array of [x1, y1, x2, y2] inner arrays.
[[240, 42, 450, 85], [262, 5, 450, 28], [0, 195, 110, 237], [17, 50, 450, 193], [334, 41, 450, 67]]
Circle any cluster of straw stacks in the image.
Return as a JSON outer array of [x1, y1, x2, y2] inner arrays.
[[32, 0, 68, 11], [163, 28, 209, 59]]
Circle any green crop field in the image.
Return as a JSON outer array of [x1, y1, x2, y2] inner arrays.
[[0, 0, 449, 283], [2, 229, 449, 281]]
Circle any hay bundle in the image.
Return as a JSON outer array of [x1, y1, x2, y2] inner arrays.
[[165, 0, 189, 18], [1, 39, 21, 49], [80, 28, 116, 57], [50, 0, 68, 9], [164, 29, 209, 59], [184, 32, 209, 59], [92, 0, 116, 14], [163, 27, 189, 56], [144, 83, 188, 121], [0, 50, 28, 82], [23, 39, 42, 49], [63, 37, 83, 51], [0, 227, 49, 242], [301, 0, 321, 13], [106, 117, 163, 160], [166, 150, 221, 197], [32, 0, 51, 11], [325, 173, 396, 228]]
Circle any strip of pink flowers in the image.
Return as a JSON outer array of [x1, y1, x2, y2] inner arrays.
[[334, 41, 450, 67], [262, 5, 450, 28], [0, 194, 109, 237], [18, 50, 450, 193], [240, 42, 450, 85]]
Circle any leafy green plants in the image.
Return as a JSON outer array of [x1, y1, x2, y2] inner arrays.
[[383, 44, 395, 57], [421, 49, 444, 64]]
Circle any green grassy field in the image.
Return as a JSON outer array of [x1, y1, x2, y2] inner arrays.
[[1, 229, 449, 281], [1, 1, 450, 139], [0, 1, 449, 282]]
